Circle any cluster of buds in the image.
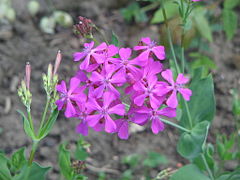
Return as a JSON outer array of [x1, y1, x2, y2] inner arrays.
[[18, 62, 32, 111], [18, 51, 62, 112], [74, 16, 93, 38], [55, 37, 192, 139]]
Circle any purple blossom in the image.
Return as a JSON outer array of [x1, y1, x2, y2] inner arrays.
[[73, 41, 107, 71], [109, 48, 141, 77], [133, 75, 163, 108], [133, 106, 176, 134], [56, 77, 86, 118], [134, 37, 165, 63], [115, 119, 130, 140], [86, 92, 125, 133], [158, 69, 192, 108], [90, 64, 126, 98]]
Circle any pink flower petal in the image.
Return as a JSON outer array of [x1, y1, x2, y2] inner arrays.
[[76, 121, 88, 136], [133, 45, 148, 51], [132, 113, 149, 125], [94, 85, 105, 98], [134, 94, 147, 106], [151, 117, 164, 134], [178, 88, 192, 101], [65, 101, 76, 118], [152, 46, 165, 60], [69, 77, 80, 94], [73, 52, 87, 61], [80, 55, 90, 70], [149, 94, 161, 109], [56, 99, 64, 110], [118, 121, 129, 140], [109, 104, 125, 116], [90, 71, 103, 82], [176, 74, 190, 85], [56, 81, 67, 93], [161, 69, 174, 85], [110, 70, 126, 84], [107, 45, 118, 57], [141, 37, 151, 45], [105, 114, 117, 133], [119, 48, 132, 60], [157, 107, 176, 118], [166, 90, 178, 108], [87, 114, 102, 127], [103, 92, 116, 108]]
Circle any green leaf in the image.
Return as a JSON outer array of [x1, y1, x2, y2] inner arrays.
[[111, 31, 119, 47], [58, 143, 74, 180], [12, 162, 50, 180], [170, 164, 210, 180], [151, 1, 178, 23], [180, 68, 215, 128], [121, 170, 133, 180], [17, 110, 36, 140], [143, 152, 168, 168], [122, 154, 141, 168], [10, 147, 27, 172], [177, 121, 210, 159], [193, 7, 213, 42], [223, 9, 238, 40], [224, 0, 240, 9], [190, 53, 217, 77], [216, 167, 240, 180], [0, 153, 11, 180], [38, 108, 59, 139]]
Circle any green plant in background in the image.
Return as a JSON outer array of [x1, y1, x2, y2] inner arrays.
[[58, 136, 90, 180], [222, 0, 240, 40], [120, 152, 168, 180], [27, 0, 73, 34]]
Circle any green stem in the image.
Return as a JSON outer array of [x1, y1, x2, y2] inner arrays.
[[162, 4, 181, 74], [160, 118, 191, 133], [183, 100, 193, 129], [27, 108, 35, 133], [92, 25, 109, 45], [162, 3, 193, 129], [141, 1, 160, 12], [201, 154, 214, 180], [38, 97, 50, 136], [28, 140, 39, 166]]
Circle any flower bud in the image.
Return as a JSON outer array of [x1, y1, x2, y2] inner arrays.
[[53, 50, 62, 76], [25, 62, 31, 90]]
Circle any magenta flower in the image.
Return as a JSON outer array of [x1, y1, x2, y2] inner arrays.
[[73, 41, 107, 71], [133, 75, 163, 108], [86, 92, 125, 133], [90, 64, 126, 98], [115, 119, 130, 140], [109, 48, 141, 76], [56, 77, 86, 118], [132, 106, 176, 134], [158, 69, 192, 108], [134, 37, 165, 63], [75, 104, 91, 136]]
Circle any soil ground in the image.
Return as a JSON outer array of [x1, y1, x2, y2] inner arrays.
[[0, 0, 239, 179]]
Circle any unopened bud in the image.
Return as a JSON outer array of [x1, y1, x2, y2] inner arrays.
[[47, 63, 53, 82], [53, 50, 62, 76], [25, 62, 31, 90]]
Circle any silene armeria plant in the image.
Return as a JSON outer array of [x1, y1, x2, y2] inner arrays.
[[1, 0, 239, 179]]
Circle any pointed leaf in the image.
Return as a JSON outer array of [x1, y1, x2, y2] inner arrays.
[[177, 121, 210, 159], [58, 143, 74, 180], [38, 108, 59, 139], [17, 110, 36, 140], [13, 162, 50, 180], [11, 147, 27, 172], [0, 154, 11, 180], [170, 164, 210, 180], [223, 9, 238, 40]]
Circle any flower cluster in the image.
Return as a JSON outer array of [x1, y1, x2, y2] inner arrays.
[[56, 37, 192, 139]]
